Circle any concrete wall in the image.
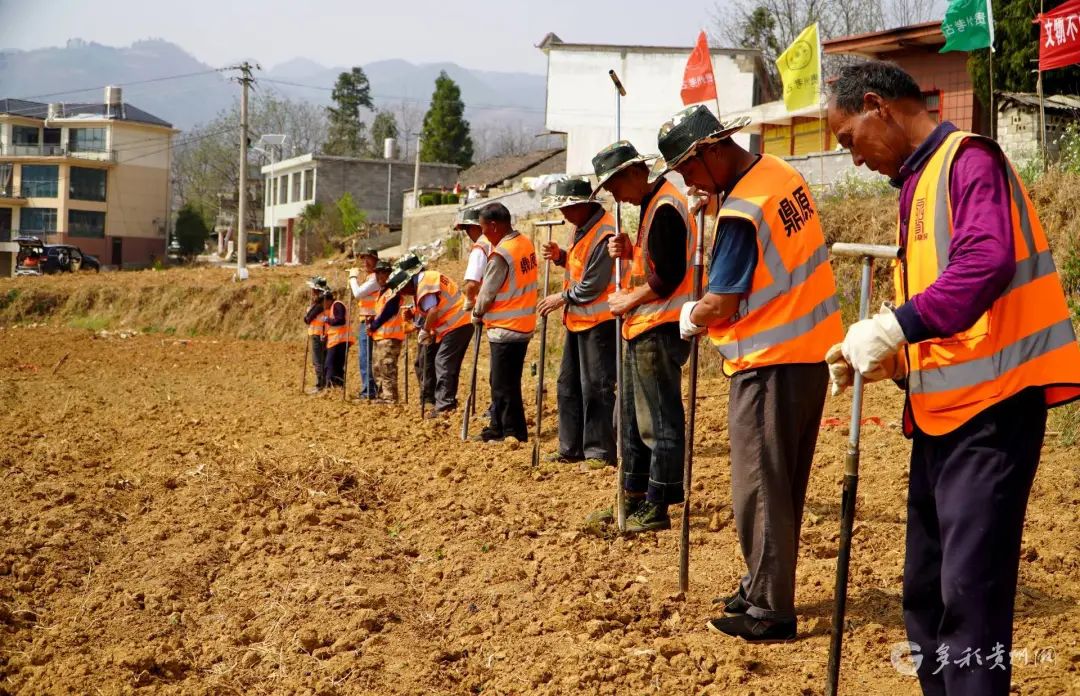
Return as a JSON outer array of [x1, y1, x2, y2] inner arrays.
[[784, 150, 877, 191], [400, 203, 460, 250], [997, 104, 1075, 165], [315, 158, 459, 227], [545, 46, 759, 175]]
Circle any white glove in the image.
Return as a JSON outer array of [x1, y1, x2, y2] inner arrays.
[[826, 343, 853, 396], [348, 267, 360, 279], [679, 301, 705, 340], [841, 304, 907, 378], [418, 329, 433, 345]]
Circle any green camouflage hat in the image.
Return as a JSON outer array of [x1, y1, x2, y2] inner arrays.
[[590, 140, 656, 198], [650, 105, 750, 182]]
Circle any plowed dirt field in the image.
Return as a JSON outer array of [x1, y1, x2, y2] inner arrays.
[[0, 280, 1078, 694]]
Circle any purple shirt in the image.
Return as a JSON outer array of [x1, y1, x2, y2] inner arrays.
[[893, 122, 1015, 344]]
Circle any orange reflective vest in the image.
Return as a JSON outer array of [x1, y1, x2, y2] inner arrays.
[[372, 290, 405, 341], [897, 130, 1080, 436], [325, 301, 356, 349], [483, 233, 538, 333], [707, 155, 843, 375], [355, 272, 379, 317], [623, 179, 699, 341], [307, 310, 329, 338], [563, 211, 617, 333], [416, 270, 472, 341]]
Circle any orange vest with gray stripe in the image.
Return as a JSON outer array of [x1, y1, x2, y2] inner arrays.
[[896, 130, 1080, 437], [417, 270, 472, 341], [483, 233, 539, 333], [355, 272, 379, 317], [307, 310, 329, 338], [624, 180, 699, 341], [563, 211, 617, 332], [325, 301, 356, 349], [372, 290, 405, 341], [707, 155, 843, 375]]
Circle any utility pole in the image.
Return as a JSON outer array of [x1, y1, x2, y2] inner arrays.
[[232, 62, 258, 280], [412, 133, 422, 209]]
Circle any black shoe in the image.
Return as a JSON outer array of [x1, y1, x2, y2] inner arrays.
[[705, 615, 797, 642], [623, 501, 671, 534], [479, 428, 504, 443], [711, 590, 751, 616]]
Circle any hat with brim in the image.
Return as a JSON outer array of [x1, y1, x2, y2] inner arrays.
[[454, 207, 482, 230], [358, 247, 379, 260], [306, 275, 329, 291], [386, 252, 425, 299], [649, 106, 751, 182], [542, 177, 601, 211], [589, 140, 656, 200]]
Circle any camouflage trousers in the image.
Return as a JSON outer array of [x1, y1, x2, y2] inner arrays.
[[373, 339, 402, 401]]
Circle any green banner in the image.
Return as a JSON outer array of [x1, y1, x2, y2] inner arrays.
[[940, 0, 994, 53]]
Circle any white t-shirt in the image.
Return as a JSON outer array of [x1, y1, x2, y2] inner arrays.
[[464, 245, 488, 283]]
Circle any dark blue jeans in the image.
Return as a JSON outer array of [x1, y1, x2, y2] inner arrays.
[[356, 322, 376, 397], [621, 323, 690, 505], [904, 387, 1046, 696]]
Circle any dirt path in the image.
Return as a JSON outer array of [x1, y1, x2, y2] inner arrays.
[[1, 325, 1077, 695]]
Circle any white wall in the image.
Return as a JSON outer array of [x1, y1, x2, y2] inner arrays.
[[545, 47, 758, 175], [261, 154, 316, 227]]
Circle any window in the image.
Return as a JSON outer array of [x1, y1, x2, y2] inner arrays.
[[923, 91, 941, 124], [12, 126, 39, 146], [69, 127, 107, 152], [0, 164, 12, 197], [291, 172, 301, 202], [279, 175, 288, 204], [21, 165, 59, 198], [69, 167, 107, 202], [21, 207, 57, 234], [303, 168, 314, 200], [68, 210, 106, 238]]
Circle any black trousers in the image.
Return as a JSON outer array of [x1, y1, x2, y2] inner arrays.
[[311, 336, 327, 389], [324, 342, 348, 388], [556, 320, 616, 462], [487, 340, 529, 441], [414, 327, 473, 409], [903, 387, 1046, 696]]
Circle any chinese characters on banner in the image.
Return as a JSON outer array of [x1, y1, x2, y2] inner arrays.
[[680, 31, 718, 106], [940, 0, 994, 53], [1038, 0, 1080, 70]]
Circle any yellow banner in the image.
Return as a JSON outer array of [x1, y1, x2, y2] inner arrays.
[[777, 23, 821, 112]]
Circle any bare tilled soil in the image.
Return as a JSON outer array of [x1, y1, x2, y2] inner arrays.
[[1, 324, 1078, 695]]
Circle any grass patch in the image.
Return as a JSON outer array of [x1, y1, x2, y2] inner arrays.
[[67, 314, 110, 331], [1050, 402, 1080, 448]]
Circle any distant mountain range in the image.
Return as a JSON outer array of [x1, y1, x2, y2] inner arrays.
[[0, 38, 547, 134]]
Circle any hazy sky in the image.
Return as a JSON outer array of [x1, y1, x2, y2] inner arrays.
[[0, 0, 722, 74]]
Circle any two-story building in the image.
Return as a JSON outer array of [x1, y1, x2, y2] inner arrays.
[[0, 86, 175, 268], [261, 153, 460, 264]]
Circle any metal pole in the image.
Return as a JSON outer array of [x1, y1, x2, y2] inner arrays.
[[609, 69, 627, 532], [825, 242, 901, 696], [1039, 0, 1048, 166], [532, 220, 563, 467], [301, 332, 309, 395], [268, 144, 276, 267], [679, 207, 706, 593], [989, 49, 996, 140], [404, 317, 410, 405], [461, 325, 482, 441], [412, 135, 422, 209], [235, 63, 254, 281], [342, 311, 352, 402], [387, 162, 392, 225]]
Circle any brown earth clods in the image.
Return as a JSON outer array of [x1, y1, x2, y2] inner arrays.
[[1, 317, 1079, 696]]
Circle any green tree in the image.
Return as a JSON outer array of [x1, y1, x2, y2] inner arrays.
[[324, 67, 374, 157], [336, 192, 367, 236], [174, 203, 210, 261], [420, 71, 474, 167], [969, 0, 1080, 122], [369, 111, 400, 158]]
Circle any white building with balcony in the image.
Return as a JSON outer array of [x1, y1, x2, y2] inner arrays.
[[0, 87, 176, 268]]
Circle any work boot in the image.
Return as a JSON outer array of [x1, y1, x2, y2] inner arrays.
[[478, 427, 504, 443], [711, 589, 751, 616], [583, 493, 644, 527], [623, 501, 671, 534], [705, 615, 797, 643]]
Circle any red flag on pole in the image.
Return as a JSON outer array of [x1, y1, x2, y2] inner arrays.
[[681, 31, 718, 105], [1038, 0, 1080, 71]]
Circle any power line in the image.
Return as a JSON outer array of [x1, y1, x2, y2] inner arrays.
[[259, 77, 549, 114], [14, 68, 229, 102]]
